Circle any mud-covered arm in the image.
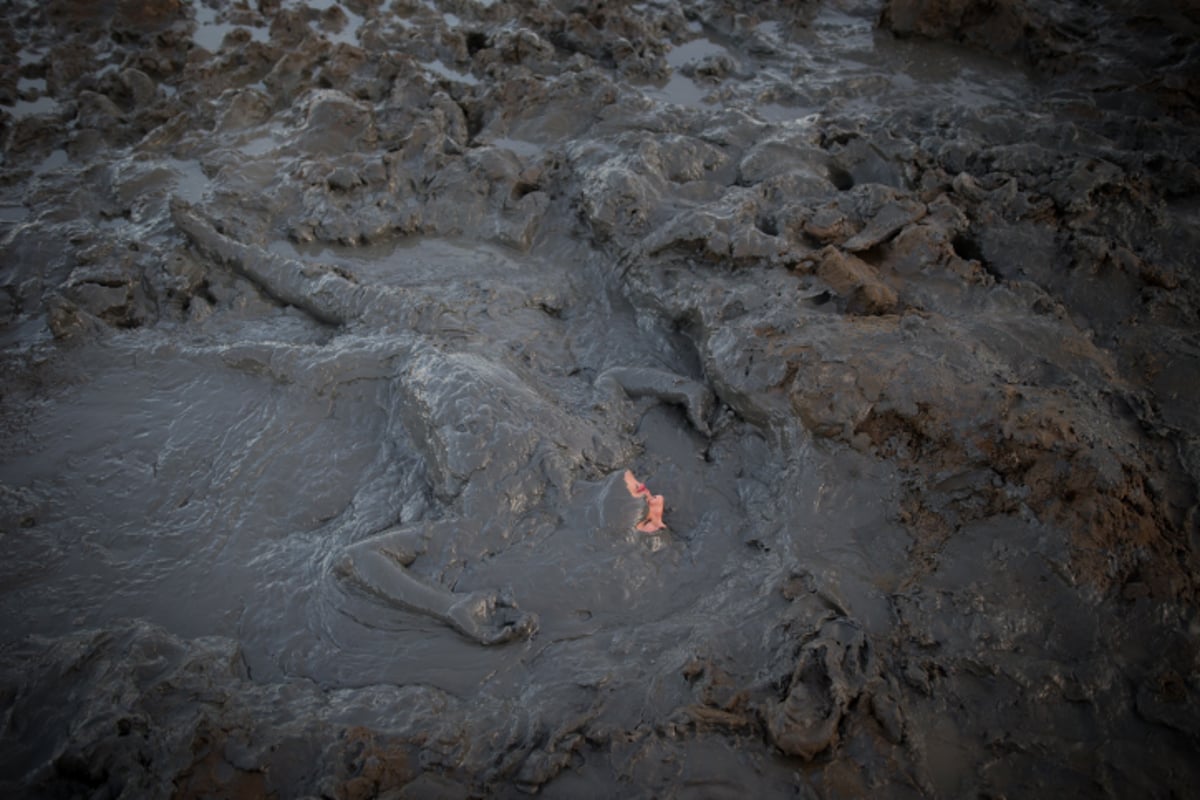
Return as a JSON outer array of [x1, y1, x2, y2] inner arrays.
[[343, 533, 452, 607], [171, 198, 369, 326], [338, 524, 537, 645], [597, 366, 714, 435]]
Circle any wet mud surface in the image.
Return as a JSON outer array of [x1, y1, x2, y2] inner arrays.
[[1, 0, 1199, 797]]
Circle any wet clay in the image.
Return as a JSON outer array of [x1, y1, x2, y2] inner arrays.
[[2, 0, 1199, 797]]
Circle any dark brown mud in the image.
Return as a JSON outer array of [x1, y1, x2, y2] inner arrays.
[[1, 0, 1199, 797]]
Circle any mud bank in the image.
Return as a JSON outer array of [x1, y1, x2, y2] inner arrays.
[[2, 0, 1198, 797]]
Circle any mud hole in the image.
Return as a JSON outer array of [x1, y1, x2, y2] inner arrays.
[[2, 0, 1199, 797]]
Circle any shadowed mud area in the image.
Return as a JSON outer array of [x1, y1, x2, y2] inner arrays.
[[2, 0, 1199, 796]]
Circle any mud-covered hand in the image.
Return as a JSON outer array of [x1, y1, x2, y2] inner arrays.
[[446, 588, 539, 645]]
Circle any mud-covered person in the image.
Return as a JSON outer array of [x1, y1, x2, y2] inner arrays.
[[171, 200, 712, 645]]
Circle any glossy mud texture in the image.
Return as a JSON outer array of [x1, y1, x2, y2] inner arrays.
[[2, 0, 1199, 797]]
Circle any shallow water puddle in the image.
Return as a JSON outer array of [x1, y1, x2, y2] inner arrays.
[[299, 0, 366, 46], [647, 36, 731, 108], [8, 95, 59, 119], [193, 3, 270, 51]]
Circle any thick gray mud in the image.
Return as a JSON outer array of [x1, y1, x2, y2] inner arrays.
[[2, 0, 1199, 797]]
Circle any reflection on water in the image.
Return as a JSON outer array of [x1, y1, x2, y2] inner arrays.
[[639, 4, 1028, 120], [647, 35, 729, 108], [8, 95, 59, 119], [192, 3, 270, 52], [648, 71, 712, 108], [192, 0, 364, 51]]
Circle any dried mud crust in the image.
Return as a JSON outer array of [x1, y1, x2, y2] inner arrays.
[[764, 618, 874, 760], [859, 393, 1196, 599]]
